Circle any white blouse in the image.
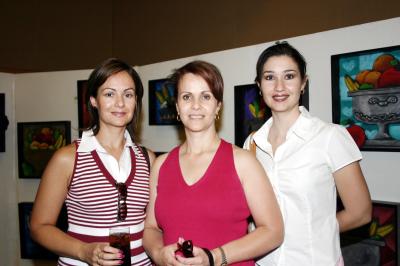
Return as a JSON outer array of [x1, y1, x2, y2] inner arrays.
[[244, 107, 362, 266], [77, 130, 134, 183]]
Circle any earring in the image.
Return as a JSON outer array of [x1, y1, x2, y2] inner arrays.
[[259, 91, 262, 96], [176, 114, 181, 121], [215, 113, 220, 121], [301, 90, 305, 95]]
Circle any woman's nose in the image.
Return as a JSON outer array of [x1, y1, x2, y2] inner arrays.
[[191, 97, 201, 109], [275, 77, 285, 91], [115, 94, 125, 107]]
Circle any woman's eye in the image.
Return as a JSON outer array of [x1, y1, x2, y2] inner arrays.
[[264, 75, 274, 80], [202, 94, 211, 100], [125, 92, 135, 98], [105, 92, 113, 97], [285, 73, 295, 80], [182, 94, 190, 101]]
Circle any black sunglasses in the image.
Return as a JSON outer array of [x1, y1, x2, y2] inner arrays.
[[115, 182, 127, 221], [178, 240, 194, 258]]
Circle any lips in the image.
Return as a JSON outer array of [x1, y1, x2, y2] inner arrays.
[[112, 112, 127, 117], [272, 94, 289, 102], [188, 114, 205, 119]]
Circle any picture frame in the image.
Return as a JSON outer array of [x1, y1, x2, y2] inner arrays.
[[234, 83, 269, 147], [148, 78, 179, 125], [331, 45, 400, 151], [0, 93, 7, 152], [17, 121, 71, 178], [234, 83, 309, 147], [18, 202, 68, 259], [340, 200, 400, 265], [77, 80, 90, 136]]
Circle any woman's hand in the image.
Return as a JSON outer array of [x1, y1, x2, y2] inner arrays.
[[176, 246, 212, 266], [156, 242, 183, 266], [81, 242, 123, 266]]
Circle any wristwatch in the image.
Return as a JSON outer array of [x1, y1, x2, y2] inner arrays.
[[218, 246, 227, 266]]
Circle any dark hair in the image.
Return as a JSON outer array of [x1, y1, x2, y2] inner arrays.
[[86, 58, 143, 140], [255, 41, 307, 83], [168, 60, 224, 103]]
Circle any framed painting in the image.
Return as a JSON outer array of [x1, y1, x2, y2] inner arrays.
[[18, 202, 68, 259], [234, 83, 269, 147], [0, 93, 8, 152], [234, 83, 309, 147], [148, 78, 179, 125], [77, 80, 90, 136], [331, 45, 400, 151], [339, 200, 400, 266], [17, 121, 71, 178]]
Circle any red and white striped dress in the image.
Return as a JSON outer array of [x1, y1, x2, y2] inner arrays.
[[58, 140, 151, 266]]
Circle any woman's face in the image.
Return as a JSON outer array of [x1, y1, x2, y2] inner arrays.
[[90, 71, 136, 129], [258, 55, 307, 114], [176, 73, 221, 133]]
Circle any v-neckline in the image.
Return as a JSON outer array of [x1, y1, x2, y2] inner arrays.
[[91, 147, 136, 188], [177, 140, 223, 187]]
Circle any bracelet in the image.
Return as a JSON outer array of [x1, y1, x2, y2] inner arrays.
[[218, 246, 227, 266], [202, 248, 214, 266]]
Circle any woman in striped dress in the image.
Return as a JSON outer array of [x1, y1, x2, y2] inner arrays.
[[30, 58, 155, 266]]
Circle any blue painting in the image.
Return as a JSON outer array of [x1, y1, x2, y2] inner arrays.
[[332, 45, 400, 151], [148, 78, 179, 125]]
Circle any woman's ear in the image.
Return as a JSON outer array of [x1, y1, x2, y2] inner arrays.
[[301, 75, 309, 92], [89, 96, 97, 109], [216, 102, 222, 114]]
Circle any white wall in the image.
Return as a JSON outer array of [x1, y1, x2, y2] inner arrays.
[[0, 73, 18, 265], [14, 70, 91, 266], [0, 16, 399, 266], [139, 17, 400, 203]]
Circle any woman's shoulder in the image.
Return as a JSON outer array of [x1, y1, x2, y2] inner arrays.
[[49, 143, 76, 168], [231, 143, 259, 167]]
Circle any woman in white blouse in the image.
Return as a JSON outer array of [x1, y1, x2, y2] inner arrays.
[[244, 41, 372, 266]]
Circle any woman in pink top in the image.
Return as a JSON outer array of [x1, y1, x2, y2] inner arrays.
[[143, 60, 283, 265]]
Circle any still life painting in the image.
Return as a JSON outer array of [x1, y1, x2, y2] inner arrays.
[[331, 45, 400, 151], [340, 200, 399, 266], [17, 121, 71, 178]]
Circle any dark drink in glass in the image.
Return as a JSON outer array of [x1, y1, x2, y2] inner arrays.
[[109, 227, 131, 266]]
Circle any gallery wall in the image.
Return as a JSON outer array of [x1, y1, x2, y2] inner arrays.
[[138, 17, 400, 204], [0, 72, 18, 265], [0, 17, 398, 266]]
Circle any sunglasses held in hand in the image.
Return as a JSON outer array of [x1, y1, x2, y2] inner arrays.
[[178, 240, 194, 257]]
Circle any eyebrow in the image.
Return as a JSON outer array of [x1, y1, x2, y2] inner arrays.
[[102, 87, 135, 91], [262, 69, 297, 74]]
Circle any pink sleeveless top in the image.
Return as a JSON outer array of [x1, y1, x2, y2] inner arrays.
[[155, 139, 253, 265]]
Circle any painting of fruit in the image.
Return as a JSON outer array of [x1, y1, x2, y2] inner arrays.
[[17, 121, 71, 178], [331, 45, 400, 151], [344, 54, 399, 92], [339, 200, 400, 266]]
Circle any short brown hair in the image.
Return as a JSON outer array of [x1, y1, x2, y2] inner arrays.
[[168, 60, 224, 103]]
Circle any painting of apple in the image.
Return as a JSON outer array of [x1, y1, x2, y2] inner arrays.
[[346, 124, 366, 148]]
